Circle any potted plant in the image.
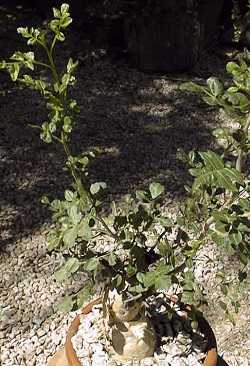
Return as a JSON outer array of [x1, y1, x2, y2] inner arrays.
[[1, 3, 249, 366]]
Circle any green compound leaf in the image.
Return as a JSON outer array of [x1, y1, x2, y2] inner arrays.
[[137, 261, 171, 290], [192, 151, 244, 192]]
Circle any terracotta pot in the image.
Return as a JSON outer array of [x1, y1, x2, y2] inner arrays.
[[58, 297, 217, 366]]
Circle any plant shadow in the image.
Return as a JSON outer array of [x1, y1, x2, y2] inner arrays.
[[217, 355, 230, 366], [0, 2, 226, 249]]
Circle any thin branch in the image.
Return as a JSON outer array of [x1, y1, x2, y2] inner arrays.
[[33, 60, 53, 71], [236, 113, 250, 172], [50, 35, 57, 54], [96, 216, 118, 241], [28, 123, 41, 130]]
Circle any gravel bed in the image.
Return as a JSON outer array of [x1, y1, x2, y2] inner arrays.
[[0, 3, 249, 366], [1, 232, 249, 366]]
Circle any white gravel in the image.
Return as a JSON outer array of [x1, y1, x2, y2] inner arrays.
[[0, 225, 249, 365], [70, 295, 207, 366], [0, 230, 85, 366]]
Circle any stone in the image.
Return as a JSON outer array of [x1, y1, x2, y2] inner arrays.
[[37, 328, 46, 337]]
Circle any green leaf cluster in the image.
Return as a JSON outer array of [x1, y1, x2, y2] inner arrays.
[[181, 50, 250, 277]]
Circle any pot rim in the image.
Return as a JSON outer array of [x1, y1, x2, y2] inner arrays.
[[65, 297, 217, 366]]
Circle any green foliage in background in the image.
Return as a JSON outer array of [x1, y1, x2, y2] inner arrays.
[[182, 51, 250, 318]]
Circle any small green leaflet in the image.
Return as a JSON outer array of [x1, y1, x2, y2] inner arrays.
[[54, 257, 80, 281], [136, 271, 155, 288], [10, 63, 20, 81], [137, 261, 171, 290], [181, 290, 194, 304], [226, 61, 241, 77], [149, 182, 165, 199], [84, 257, 100, 271], [67, 58, 78, 74], [126, 264, 137, 278], [218, 300, 227, 311], [56, 295, 73, 312], [63, 226, 78, 247], [180, 81, 205, 93], [69, 205, 82, 225], [53, 7, 61, 18], [207, 77, 224, 97], [157, 242, 170, 257], [65, 189, 74, 202], [107, 252, 117, 266], [76, 284, 93, 308], [136, 190, 149, 201], [78, 219, 92, 241], [90, 182, 107, 195], [113, 274, 123, 287], [229, 231, 242, 246], [129, 284, 146, 293]]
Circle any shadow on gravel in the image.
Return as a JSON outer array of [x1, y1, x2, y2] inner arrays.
[[217, 356, 230, 366], [0, 2, 222, 248]]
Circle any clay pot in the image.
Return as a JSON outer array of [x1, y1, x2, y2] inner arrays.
[[65, 297, 102, 366], [49, 297, 217, 366]]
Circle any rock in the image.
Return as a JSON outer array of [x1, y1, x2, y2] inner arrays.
[[0, 330, 6, 339], [37, 328, 46, 337]]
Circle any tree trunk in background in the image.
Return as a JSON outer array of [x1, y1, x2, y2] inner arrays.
[[125, 0, 200, 72], [125, 0, 226, 72], [198, 0, 224, 46]]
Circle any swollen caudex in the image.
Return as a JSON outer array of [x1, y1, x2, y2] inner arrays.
[[71, 291, 207, 366]]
